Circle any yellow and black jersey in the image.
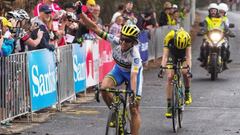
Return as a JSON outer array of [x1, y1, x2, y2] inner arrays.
[[164, 30, 191, 60]]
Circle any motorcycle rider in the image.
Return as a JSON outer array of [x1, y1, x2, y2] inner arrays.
[[218, 2, 234, 65], [198, 3, 227, 69]]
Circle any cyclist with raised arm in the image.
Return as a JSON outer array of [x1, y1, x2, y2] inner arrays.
[[77, 3, 142, 135], [159, 27, 192, 118]]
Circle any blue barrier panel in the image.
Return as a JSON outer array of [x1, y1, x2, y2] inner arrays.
[[72, 44, 87, 93], [138, 31, 149, 63], [27, 49, 58, 112]]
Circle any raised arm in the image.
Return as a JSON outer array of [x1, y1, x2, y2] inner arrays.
[[77, 3, 102, 36]]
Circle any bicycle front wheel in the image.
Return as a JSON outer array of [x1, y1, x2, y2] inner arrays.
[[105, 110, 119, 135], [172, 84, 178, 133], [178, 86, 184, 128]]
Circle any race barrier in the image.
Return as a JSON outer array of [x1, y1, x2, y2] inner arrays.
[[27, 49, 58, 112], [0, 53, 30, 123], [57, 45, 75, 105], [0, 16, 192, 122]]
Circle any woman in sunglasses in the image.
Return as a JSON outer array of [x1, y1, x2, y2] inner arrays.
[[78, 4, 143, 135]]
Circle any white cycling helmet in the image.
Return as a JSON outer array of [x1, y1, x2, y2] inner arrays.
[[208, 3, 219, 10], [16, 9, 30, 20], [7, 11, 21, 20], [218, 3, 229, 12]]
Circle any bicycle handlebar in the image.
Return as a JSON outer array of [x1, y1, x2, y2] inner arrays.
[[94, 86, 133, 103], [158, 66, 193, 78]]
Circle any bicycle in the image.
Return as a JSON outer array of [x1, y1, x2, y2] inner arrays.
[[95, 84, 133, 135], [158, 59, 192, 133]]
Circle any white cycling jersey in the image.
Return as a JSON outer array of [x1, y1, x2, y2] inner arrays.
[[106, 33, 142, 73]]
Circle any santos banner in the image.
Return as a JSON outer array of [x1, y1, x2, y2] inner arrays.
[[27, 49, 58, 112], [85, 40, 99, 87], [99, 39, 115, 81], [72, 44, 86, 93]]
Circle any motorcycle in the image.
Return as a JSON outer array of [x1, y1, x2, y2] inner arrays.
[[197, 23, 235, 80]]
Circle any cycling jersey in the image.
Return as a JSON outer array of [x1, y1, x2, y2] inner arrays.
[[164, 30, 191, 60], [101, 33, 143, 96], [105, 33, 143, 73]]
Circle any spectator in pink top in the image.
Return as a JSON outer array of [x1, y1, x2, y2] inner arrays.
[[33, 0, 61, 17], [109, 15, 124, 37]]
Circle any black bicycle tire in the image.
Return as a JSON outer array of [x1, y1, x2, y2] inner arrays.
[[172, 83, 178, 133], [105, 110, 119, 135], [178, 85, 184, 128], [123, 108, 131, 135]]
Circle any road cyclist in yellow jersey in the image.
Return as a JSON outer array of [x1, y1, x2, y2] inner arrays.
[[158, 27, 192, 118]]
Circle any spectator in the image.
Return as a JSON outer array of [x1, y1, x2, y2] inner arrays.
[[0, 17, 14, 57], [122, 1, 137, 25], [111, 3, 125, 24], [172, 4, 178, 12], [93, 4, 103, 28], [63, 2, 76, 13], [109, 15, 123, 37], [75, 0, 96, 42], [138, 9, 158, 30], [6, 9, 44, 52], [33, 0, 61, 17], [81, 0, 96, 20], [29, 4, 55, 51], [159, 1, 172, 26], [169, 9, 181, 30]]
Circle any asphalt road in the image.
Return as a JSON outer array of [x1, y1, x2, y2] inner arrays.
[[20, 11, 240, 135]]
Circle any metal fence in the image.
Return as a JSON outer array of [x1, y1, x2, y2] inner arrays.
[[0, 52, 30, 123], [56, 45, 75, 106], [148, 26, 171, 60]]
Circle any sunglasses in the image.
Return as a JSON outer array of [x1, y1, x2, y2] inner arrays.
[[120, 37, 134, 43], [44, 12, 52, 14]]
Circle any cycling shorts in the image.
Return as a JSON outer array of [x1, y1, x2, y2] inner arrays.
[[105, 65, 143, 96]]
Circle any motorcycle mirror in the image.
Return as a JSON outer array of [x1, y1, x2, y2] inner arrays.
[[229, 23, 235, 28], [199, 22, 204, 27]]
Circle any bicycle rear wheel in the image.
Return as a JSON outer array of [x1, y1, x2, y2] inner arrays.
[[172, 84, 178, 133], [105, 110, 119, 135]]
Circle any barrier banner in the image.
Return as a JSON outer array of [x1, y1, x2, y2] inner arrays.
[[138, 31, 149, 63], [72, 44, 86, 93], [99, 40, 115, 81], [85, 40, 99, 87], [27, 49, 57, 112]]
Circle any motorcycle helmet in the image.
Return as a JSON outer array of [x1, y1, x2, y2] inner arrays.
[[218, 3, 228, 14], [208, 3, 219, 10]]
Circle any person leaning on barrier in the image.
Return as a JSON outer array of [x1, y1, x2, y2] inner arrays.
[[76, 2, 143, 135], [29, 4, 55, 51], [7, 9, 44, 52], [159, 1, 172, 27], [0, 17, 15, 57]]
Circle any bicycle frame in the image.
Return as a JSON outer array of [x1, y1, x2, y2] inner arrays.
[[95, 85, 133, 135], [161, 59, 189, 133]]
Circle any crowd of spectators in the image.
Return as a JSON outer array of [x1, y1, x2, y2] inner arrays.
[[0, 0, 189, 57]]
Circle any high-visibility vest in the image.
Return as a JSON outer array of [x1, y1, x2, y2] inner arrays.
[[167, 14, 176, 25], [205, 16, 224, 30]]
